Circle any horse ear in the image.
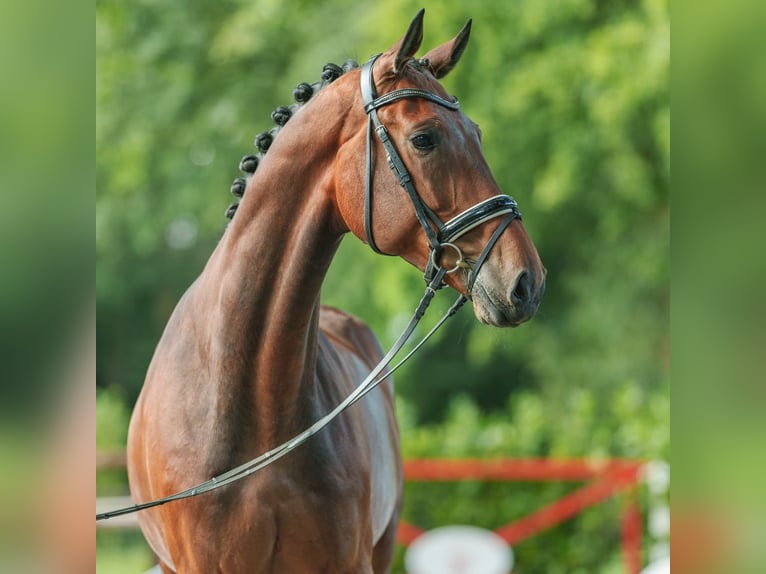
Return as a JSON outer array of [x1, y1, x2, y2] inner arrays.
[[422, 18, 472, 79], [389, 9, 425, 75]]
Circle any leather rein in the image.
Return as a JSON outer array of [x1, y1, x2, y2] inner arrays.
[[96, 54, 521, 521]]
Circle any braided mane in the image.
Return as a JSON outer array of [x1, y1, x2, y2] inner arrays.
[[225, 59, 360, 219]]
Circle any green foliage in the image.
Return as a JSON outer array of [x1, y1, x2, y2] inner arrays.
[[97, 387, 132, 496], [97, 530, 155, 574], [96, 387, 130, 451], [97, 0, 668, 571]]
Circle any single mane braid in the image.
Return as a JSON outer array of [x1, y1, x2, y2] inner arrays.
[[225, 59, 359, 220]]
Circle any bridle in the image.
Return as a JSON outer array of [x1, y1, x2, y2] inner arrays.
[[361, 53, 521, 293], [97, 54, 525, 522]]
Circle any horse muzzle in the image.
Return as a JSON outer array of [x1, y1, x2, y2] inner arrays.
[[471, 267, 545, 327]]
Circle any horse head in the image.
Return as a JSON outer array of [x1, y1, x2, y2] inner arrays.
[[334, 9, 545, 327]]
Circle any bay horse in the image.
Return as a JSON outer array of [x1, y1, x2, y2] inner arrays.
[[127, 10, 545, 573]]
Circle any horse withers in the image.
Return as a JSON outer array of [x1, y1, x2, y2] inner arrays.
[[127, 10, 545, 573]]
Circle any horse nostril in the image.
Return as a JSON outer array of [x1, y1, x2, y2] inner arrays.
[[510, 270, 531, 306]]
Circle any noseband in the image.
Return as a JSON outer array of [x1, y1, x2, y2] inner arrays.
[[361, 54, 521, 293]]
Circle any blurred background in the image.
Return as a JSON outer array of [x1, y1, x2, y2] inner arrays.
[[96, 0, 669, 572]]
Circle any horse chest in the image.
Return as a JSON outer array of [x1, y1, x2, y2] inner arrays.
[[172, 470, 373, 572]]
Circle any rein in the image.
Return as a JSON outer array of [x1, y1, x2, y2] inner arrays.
[[98, 268, 460, 521], [97, 54, 521, 522]]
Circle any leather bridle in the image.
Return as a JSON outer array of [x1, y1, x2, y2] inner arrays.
[[361, 53, 521, 293]]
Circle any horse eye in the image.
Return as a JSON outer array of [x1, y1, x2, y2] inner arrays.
[[411, 133, 437, 151]]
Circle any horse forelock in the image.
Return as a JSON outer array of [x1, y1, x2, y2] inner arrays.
[[225, 59, 360, 221]]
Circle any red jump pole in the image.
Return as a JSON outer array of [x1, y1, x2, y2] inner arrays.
[[402, 458, 641, 482], [493, 464, 642, 546]]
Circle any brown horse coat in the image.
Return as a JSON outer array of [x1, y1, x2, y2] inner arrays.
[[127, 10, 544, 573]]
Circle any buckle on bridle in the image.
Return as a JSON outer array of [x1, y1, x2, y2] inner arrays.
[[430, 242, 470, 275]]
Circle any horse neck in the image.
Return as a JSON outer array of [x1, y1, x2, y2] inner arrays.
[[196, 100, 350, 447]]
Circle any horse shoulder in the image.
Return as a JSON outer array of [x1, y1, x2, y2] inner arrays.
[[318, 306, 385, 368]]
